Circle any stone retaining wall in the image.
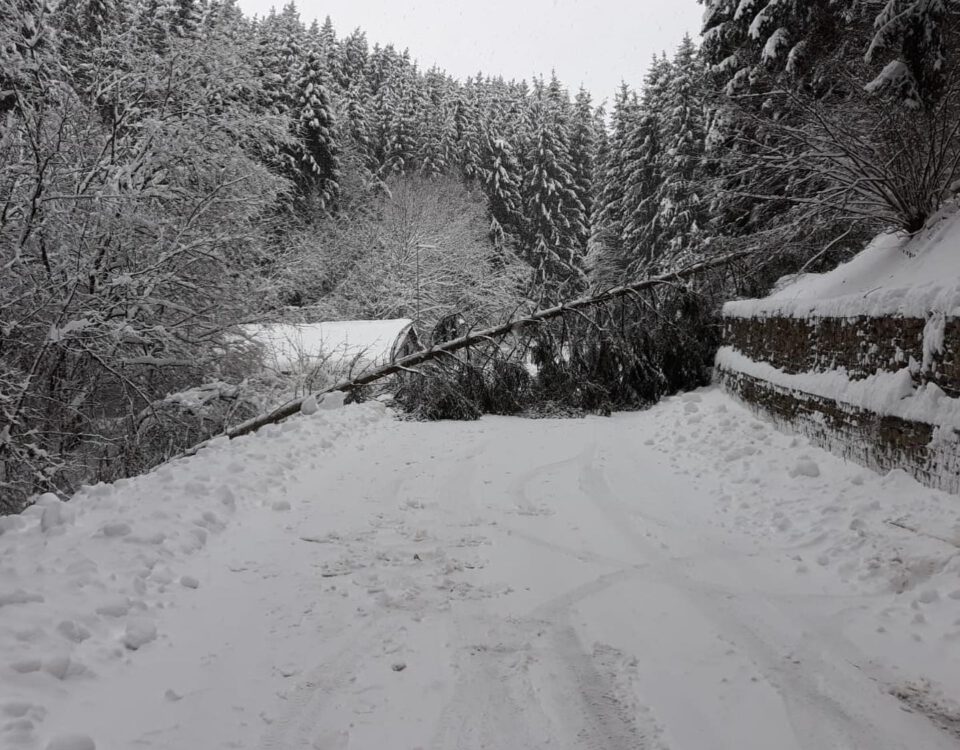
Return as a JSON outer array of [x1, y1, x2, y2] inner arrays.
[[718, 366, 960, 494], [723, 315, 960, 397]]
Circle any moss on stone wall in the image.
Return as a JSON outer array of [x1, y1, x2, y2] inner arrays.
[[723, 316, 960, 397], [717, 366, 960, 494]]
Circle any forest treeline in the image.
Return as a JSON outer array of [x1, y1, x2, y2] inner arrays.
[[1, 0, 958, 509]]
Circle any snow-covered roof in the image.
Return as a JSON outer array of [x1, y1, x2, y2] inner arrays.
[[724, 207, 960, 319], [241, 319, 416, 372]]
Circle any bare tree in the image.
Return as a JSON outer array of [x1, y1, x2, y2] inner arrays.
[[282, 174, 528, 332], [0, 12, 290, 511]]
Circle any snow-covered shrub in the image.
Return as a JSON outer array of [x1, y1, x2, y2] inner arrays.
[[275, 175, 528, 333], [108, 383, 261, 481]]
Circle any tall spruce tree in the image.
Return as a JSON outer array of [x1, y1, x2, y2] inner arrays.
[[569, 87, 598, 255], [619, 58, 668, 269], [290, 48, 341, 210], [650, 35, 707, 269], [480, 129, 525, 248], [522, 76, 587, 298], [589, 83, 639, 287]]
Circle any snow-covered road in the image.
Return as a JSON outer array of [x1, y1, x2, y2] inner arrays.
[[4, 389, 960, 749]]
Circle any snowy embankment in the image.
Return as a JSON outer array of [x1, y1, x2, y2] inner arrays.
[[0, 395, 386, 750], [718, 207, 960, 492], [724, 205, 960, 319], [3, 389, 960, 749]]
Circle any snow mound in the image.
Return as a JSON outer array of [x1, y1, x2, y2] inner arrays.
[[724, 207, 960, 318], [789, 457, 821, 478], [122, 619, 158, 651]]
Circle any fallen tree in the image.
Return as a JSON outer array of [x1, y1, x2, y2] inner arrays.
[[176, 250, 752, 459]]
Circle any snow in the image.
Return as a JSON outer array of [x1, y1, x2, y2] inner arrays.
[[161, 382, 240, 411], [788, 456, 821, 478], [122, 620, 158, 651], [2, 390, 960, 748], [922, 311, 946, 372], [241, 319, 415, 373], [47, 319, 92, 343], [865, 60, 916, 102], [724, 207, 960, 318], [716, 346, 960, 432], [299, 394, 319, 415], [762, 27, 789, 63], [45, 736, 96, 750]]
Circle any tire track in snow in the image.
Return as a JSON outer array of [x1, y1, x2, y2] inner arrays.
[[575, 434, 960, 750], [504, 525, 641, 570], [257, 617, 388, 750], [541, 620, 657, 750], [509, 450, 584, 516], [428, 629, 554, 750], [429, 608, 658, 750], [429, 439, 664, 750]]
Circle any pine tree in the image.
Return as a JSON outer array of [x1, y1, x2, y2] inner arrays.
[[649, 35, 707, 269], [290, 48, 341, 209], [589, 83, 638, 287], [380, 67, 420, 175], [314, 14, 345, 93], [136, 0, 171, 52], [339, 28, 368, 90], [455, 76, 484, 182], [480, 129, 525, 247], [137, 0, 202, 49], [202, 0, 245, 38], [254, 6, 299, 117], [569, 87, 597, 255], [277, 5, 305, 98], [698, 0, 957, 106], [340, 77, 377, 179], [619, 92, 665, 265], [699, 0, 853, 97], [318, 14, 336, 48], [169, 0, 201, 38], [590, 102, 609, 222], [522, 78, 587, 298], [865, 0, 954, 105], [417, 67, 456, 176]]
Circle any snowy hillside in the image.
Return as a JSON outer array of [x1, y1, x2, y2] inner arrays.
[[3, 392, 960, 749]]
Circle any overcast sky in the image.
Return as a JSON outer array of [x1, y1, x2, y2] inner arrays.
[[234, 0, 705, 106]]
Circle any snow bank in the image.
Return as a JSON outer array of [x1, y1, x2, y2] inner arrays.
[[724, 207, 960, 318], [716, 346, 960, 433], [0, 400, 387, 749], [241, 319, 414, 372], [648, 388, 960, 704]]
